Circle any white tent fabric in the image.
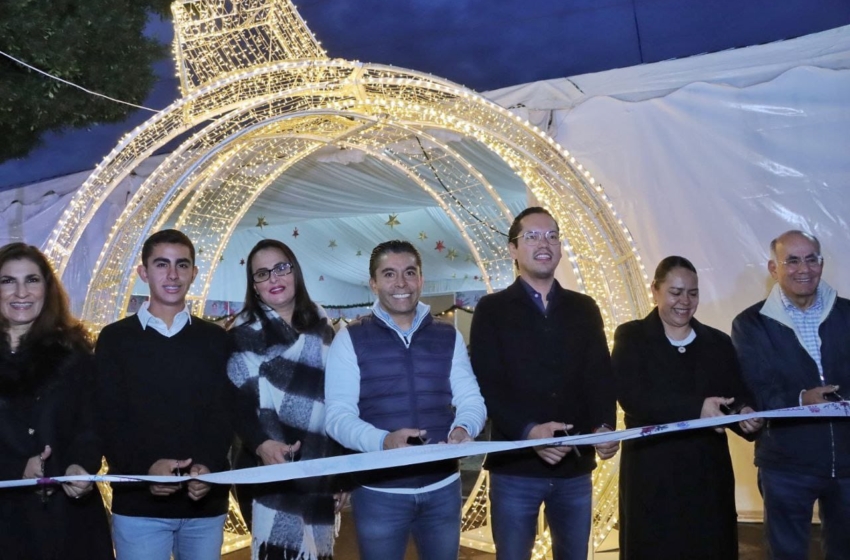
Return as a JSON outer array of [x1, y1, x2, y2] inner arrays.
[[482, 25, 850, 520], [1, 140, 529, 309], [489, 24, 850, 110], [477, 25, 850, 331], [2, 23, 849, 519]]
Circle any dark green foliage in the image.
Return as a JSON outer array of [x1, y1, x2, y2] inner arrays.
[[0, 0, 172, 162]]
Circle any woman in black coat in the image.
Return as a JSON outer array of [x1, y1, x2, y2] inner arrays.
[[0, 242, 113, 560], [612, 256, 763, 560]]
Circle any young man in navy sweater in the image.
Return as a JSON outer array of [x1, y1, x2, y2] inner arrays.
[[95, 229, 232, 560]]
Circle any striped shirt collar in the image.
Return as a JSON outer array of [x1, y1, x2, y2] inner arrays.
[[778, 284, 824, 315], [777, 285, 825, 377]]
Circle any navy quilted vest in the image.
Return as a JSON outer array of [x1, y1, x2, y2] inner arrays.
[[348, 313, 458, 487]]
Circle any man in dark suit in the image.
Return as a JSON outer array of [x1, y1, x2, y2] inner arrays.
[[470, 207, 618, 560]]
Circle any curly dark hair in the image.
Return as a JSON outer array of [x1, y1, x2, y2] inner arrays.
[[0, 243, 91, 352]]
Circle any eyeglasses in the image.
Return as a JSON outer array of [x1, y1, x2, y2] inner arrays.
[[511, 230, 563, 245], [780, 254, 823, 270], [252, 262, 294, 283]]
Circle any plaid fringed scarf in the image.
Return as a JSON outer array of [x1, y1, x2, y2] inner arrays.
[[228, 306, 341, 560]]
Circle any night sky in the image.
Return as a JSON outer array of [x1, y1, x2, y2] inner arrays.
[[2, 0, 847, 190]]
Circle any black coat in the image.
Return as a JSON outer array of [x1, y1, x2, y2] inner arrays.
[[470, 278, 616, 478], [612, 309, 754, 560], [0, 339, 113, 560]]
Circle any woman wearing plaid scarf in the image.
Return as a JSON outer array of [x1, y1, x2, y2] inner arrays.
[[228, 239, 347, 560]]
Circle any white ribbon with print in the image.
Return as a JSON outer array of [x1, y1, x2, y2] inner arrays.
[[3, 401, 848, 489]]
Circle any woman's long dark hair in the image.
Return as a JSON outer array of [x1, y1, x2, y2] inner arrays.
[[240, 239, 322, 334], [0, 243, 91, 352]]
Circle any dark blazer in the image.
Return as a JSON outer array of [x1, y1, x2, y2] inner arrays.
[[470, 278, 616, 478]]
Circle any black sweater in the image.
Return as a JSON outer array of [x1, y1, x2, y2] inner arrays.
[[95, 315, 232, 518]]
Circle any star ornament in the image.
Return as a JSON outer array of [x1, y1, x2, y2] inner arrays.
[[418, 231, 428, 241], [256, 216, 269, 229], [292, 227, 299, 238], [385, 214, 401, 228], [328, 240, 337, 250], [446, 248, 458, 261], [435, 240, 445, 252]]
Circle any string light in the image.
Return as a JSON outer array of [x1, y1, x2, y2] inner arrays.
[[43, 0, 653, 553]]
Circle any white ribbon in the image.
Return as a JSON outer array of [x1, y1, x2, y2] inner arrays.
[[4, 402, 848, 489]]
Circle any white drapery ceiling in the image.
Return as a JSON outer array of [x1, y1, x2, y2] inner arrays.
[[2, 25, 848, 318]]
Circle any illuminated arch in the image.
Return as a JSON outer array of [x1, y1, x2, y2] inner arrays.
[[45, 0, 652, 552]]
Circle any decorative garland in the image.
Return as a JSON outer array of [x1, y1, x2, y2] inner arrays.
[[203, 303, 475, 323]]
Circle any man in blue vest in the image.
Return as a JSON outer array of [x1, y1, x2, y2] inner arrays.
[[325, 239, 487, 560]]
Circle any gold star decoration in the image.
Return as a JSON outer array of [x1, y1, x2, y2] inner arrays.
[[328, 240, 337, 249], [356, 249, 362, 257], [385, 214, 401, 228], [465, 254, 474, 262], [418, 231, 428, 240], [256, 216, 269, 229], [446, 248, 458, 260]]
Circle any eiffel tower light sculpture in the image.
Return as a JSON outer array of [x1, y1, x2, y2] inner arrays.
[[45, 0, 652, 554]]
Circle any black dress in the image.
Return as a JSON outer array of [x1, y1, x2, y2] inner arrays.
[[612, 309, 755, 560], [0, 339, 113, 560]]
